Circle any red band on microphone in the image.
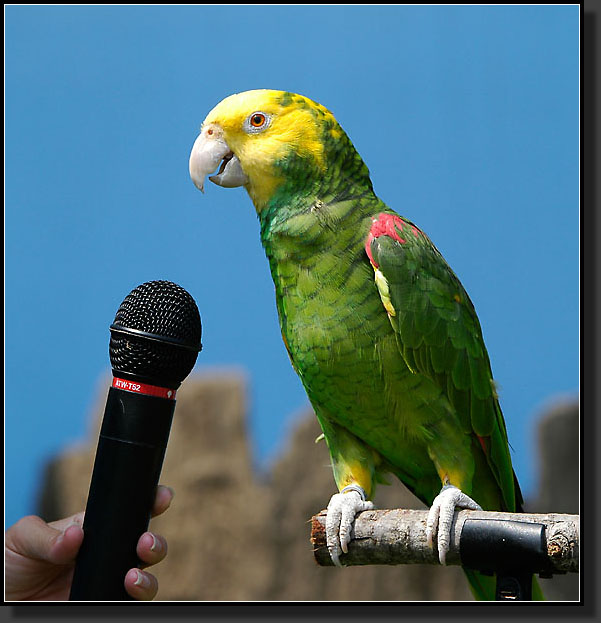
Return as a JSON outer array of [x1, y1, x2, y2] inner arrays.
[[112, 377, 176, 400]]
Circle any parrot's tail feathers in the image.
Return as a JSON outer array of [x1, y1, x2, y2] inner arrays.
[[532, 576, 546, 601], [463, 568, 497, 601], [463, 569, 546, 601]]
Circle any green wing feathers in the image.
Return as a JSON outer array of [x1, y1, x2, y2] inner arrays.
[[367, 212, 522, 512]]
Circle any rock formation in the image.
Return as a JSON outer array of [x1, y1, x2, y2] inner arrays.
[[37, 373, 577, 601]]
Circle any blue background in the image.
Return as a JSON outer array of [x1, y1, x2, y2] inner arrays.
[[5, 5, 579, 528]]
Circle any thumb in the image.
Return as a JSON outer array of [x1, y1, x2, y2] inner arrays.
[[6, 514, 84, 566]]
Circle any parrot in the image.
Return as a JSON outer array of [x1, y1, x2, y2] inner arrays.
[[188, 89, 542, 601]]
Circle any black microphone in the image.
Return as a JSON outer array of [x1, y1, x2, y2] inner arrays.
[[69, 280, 202, 601]]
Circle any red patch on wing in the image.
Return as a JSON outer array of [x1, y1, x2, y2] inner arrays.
[[365, 213, 408, 268], [477, 435, 489, 456]]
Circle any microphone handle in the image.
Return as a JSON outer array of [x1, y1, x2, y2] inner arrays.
[[69, 384, 175, 601]]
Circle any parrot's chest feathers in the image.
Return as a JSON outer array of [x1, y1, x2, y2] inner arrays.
[[265, 198, 350, 254], [263, 202, 402, 399], [261, 199, 449, 473], [264, 199, 372, 305]]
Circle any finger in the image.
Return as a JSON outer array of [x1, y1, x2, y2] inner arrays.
[[151, 485, 174, 518], [124, 569, 158, 601], [49, 511, 85, 533], [48, 513, 85, 564], [136, 532, 168, 568], [5, 515, 84, 566]]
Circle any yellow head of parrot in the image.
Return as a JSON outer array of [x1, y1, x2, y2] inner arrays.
[[189, 89, 342, 210]]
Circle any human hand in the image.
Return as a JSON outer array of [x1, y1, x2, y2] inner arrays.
[[4, 484, 174, 601]]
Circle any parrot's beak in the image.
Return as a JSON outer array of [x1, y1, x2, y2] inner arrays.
[[189, 125, 248, 193]]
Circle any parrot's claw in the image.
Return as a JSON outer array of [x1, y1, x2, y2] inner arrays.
[[325, 485, 375, 567], [426, 484, 481, 565]]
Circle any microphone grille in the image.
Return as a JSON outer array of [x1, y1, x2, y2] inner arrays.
[[109, 280, 202, 388]]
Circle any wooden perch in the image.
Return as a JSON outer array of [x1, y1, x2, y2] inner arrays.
[[311, 508, 578, 574]]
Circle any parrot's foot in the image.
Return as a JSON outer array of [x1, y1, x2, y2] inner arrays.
[[426, 484, 481, 565], [326, 484, 375, 567]]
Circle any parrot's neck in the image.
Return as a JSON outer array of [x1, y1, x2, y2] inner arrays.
[[257, 186, 376, 254], [251, 133, 382, 294], [256, 180, 387, 307], [253, 126, 375, 232]]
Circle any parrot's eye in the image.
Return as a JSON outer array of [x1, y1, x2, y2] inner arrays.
[[244, 111, 271, 134]]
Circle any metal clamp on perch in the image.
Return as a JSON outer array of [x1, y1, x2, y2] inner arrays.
[[459, 519, 559, 600]]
